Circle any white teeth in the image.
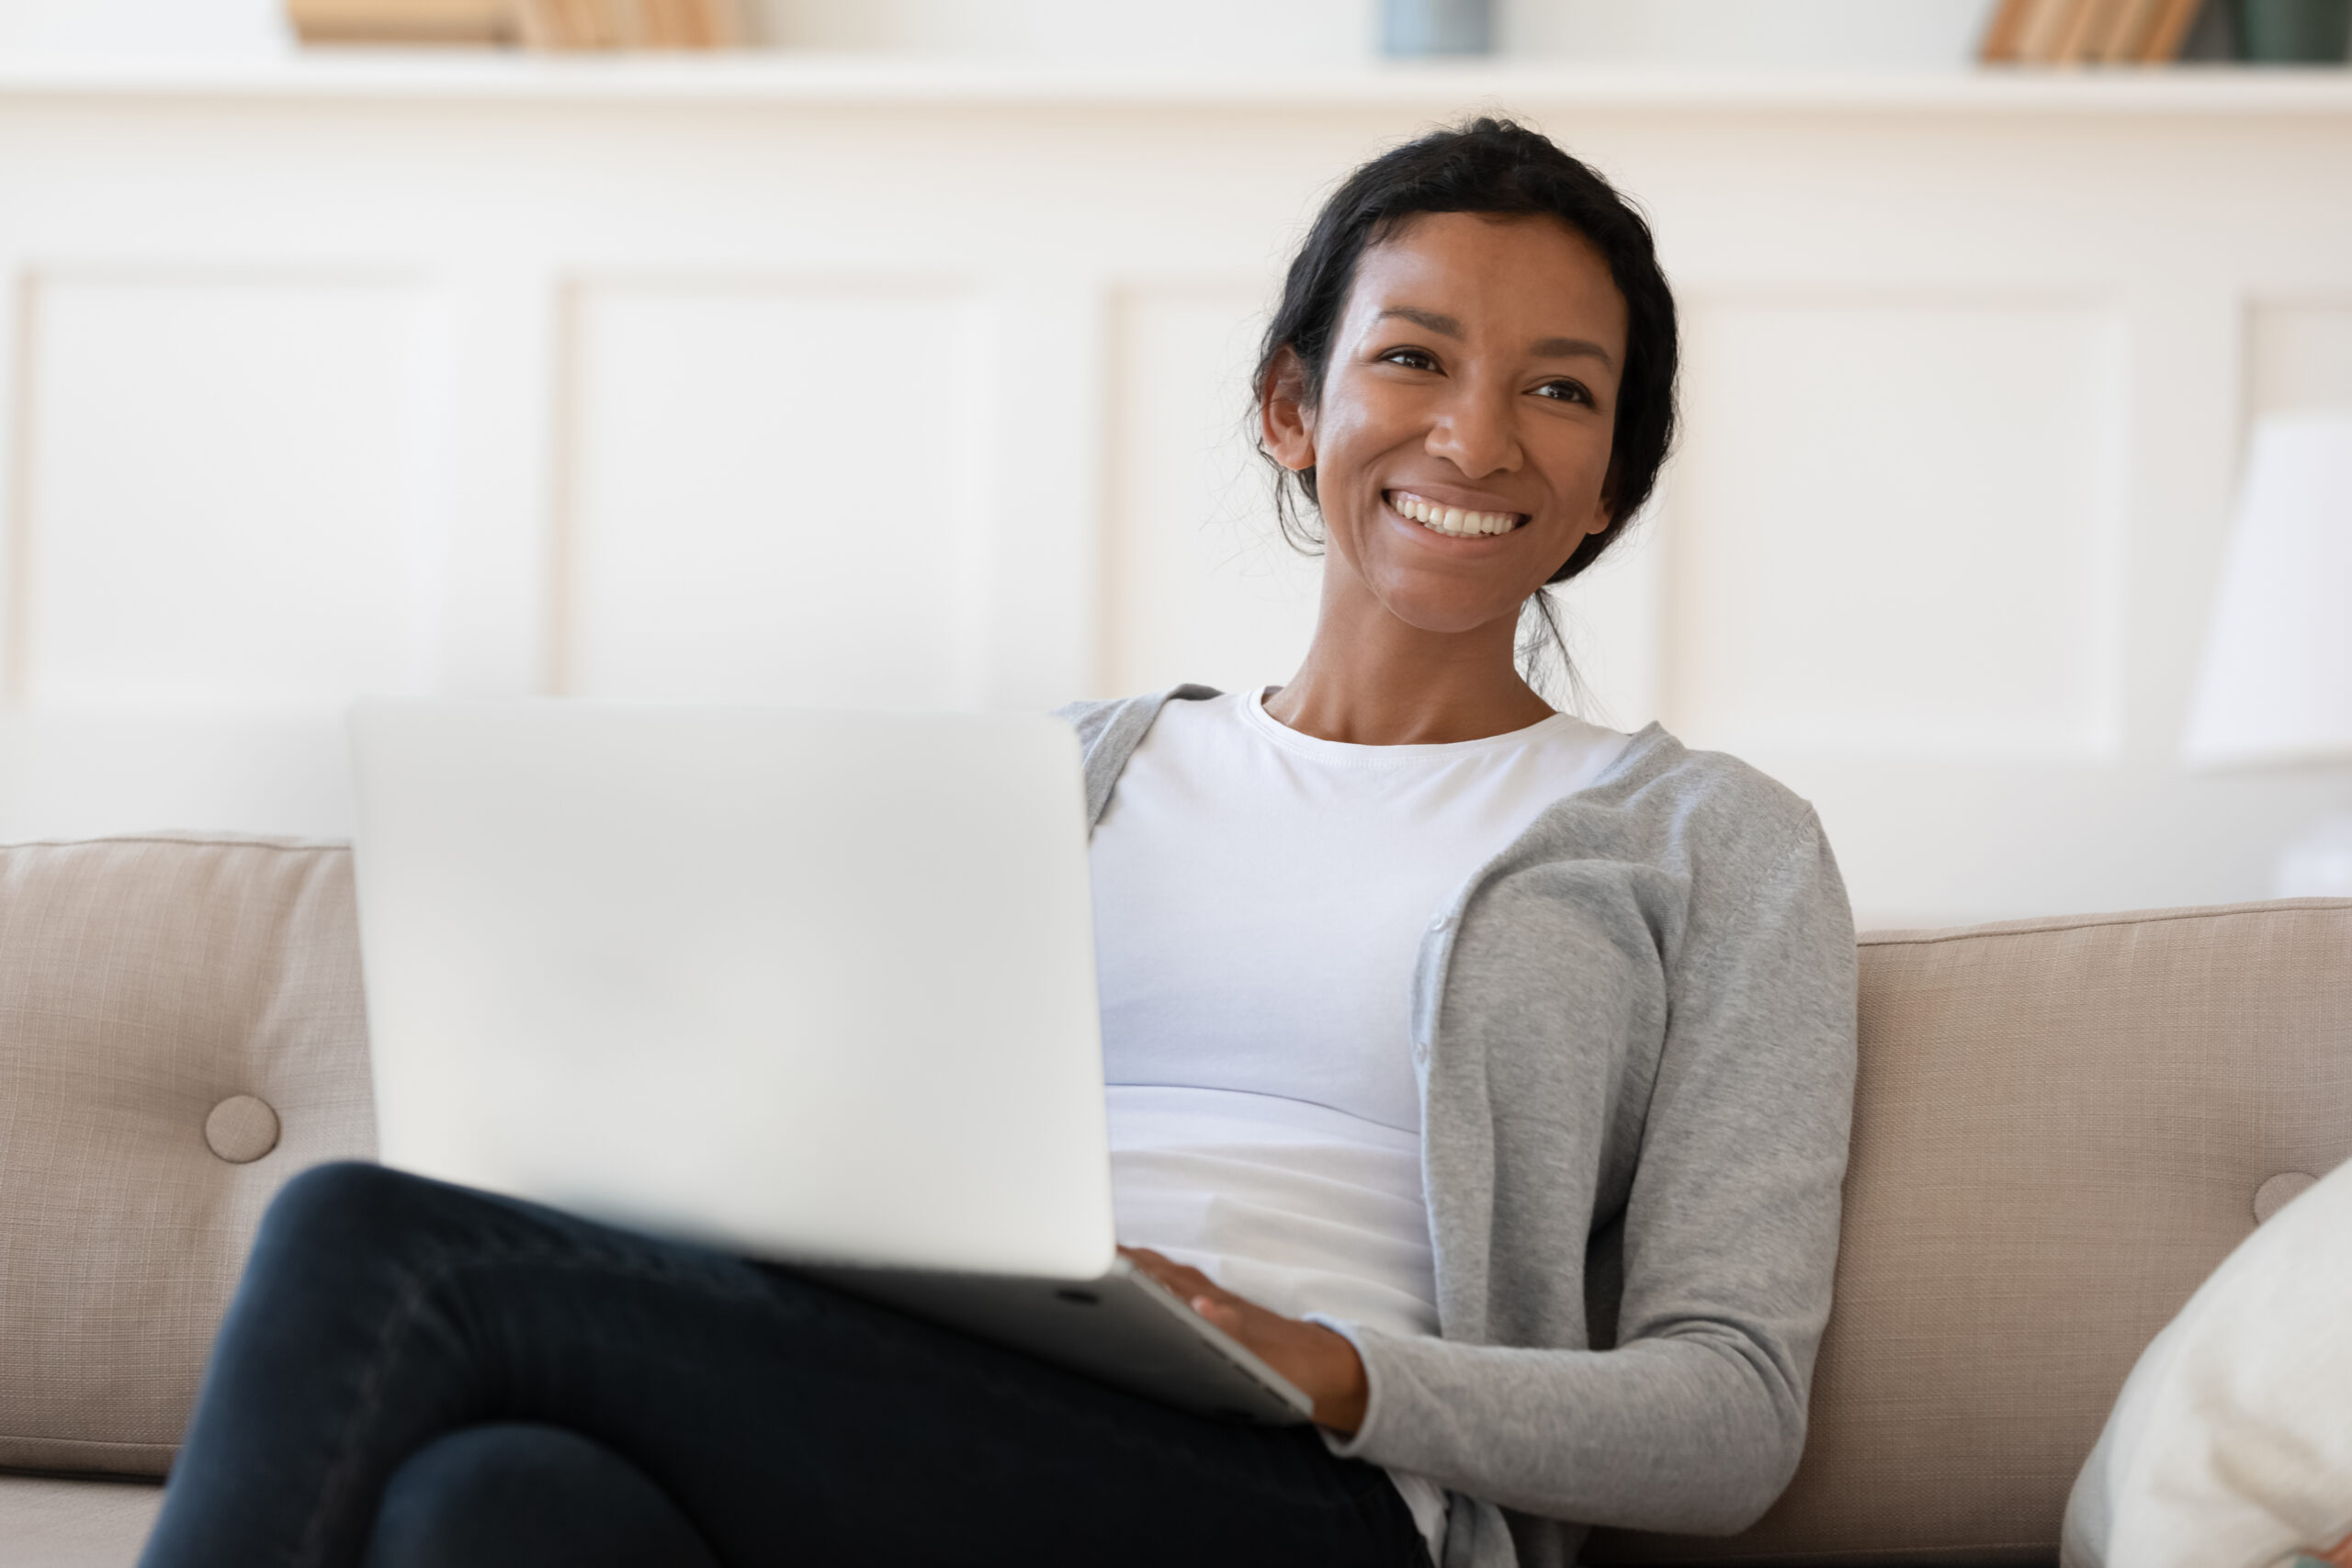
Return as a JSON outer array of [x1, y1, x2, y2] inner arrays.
[[1391, 491, 1518, 537]]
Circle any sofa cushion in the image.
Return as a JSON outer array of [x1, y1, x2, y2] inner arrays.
[[1589, 898, 2352, 1566], [0, 1475, 164, 1568], [0, 836, 374, 1477], [4, 834, 2345, 1561]]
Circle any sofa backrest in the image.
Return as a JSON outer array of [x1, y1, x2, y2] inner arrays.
[[0, 837, 373, 1477], [1591, 897, 2352, 1565], [2, 838, 2346, 1559]]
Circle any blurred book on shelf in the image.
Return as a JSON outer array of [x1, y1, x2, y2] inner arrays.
[[287, 0, 742, 48], [288, 0, 517, 41], [519, 0, 741, 47], [1980, 0, 2208, 62]]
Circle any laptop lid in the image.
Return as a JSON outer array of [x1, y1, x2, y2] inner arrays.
[[349, 700, 1114, 1280]]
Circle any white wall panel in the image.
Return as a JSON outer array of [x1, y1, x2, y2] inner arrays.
[[15, 271, 437, 707], [2248, 300, 2352, 414], [1547, 518, 1667, 730], [1101, 285, 1318, 699], [559, 281, 989, 708], [1668, 295, 2122, 758], [0, 68, 2346, 921]]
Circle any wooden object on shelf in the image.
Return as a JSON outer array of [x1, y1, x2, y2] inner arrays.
[[2054, 0, 2130, 58], [1980, 0, 2040, 59], [1983, 0, 2212, 62], [2139, 0, 2213, 58], [2100, 0, 2175, 59], [287, 0, 518, 43], [516, 0, 741, 49], [2018, 0, 2091, 61]]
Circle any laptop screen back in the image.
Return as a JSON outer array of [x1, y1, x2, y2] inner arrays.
[[350, 701, 1114, 1280]]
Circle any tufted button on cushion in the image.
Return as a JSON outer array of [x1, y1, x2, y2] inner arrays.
[[0, 836, 376, 1479], [203, 1096, 281, 1165], [2255, 1171, 2318, 1224]]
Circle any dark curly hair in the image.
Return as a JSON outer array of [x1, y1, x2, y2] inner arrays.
[[1252, 118, 1679, 697]]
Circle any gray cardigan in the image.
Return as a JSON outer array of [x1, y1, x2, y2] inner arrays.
[[1063, 688, 1860, 1568]]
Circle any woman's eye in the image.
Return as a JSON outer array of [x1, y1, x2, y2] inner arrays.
[[1534, 379, 1593, 405], [1380, 347, 1439, 371]]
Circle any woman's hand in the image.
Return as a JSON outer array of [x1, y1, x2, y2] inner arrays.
[[1119, 1246, 1369, 1435]]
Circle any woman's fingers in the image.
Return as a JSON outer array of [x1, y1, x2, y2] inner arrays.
[[1117, 1245, 1222, 1305], [1113, 1245, 1368, 1432], [1119, 1250, 1292, 1348], [1186, 1292, 1248, 1329], [1119, 1247, 1277, 1337]]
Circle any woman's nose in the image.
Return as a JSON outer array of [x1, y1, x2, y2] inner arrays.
[[1425, 387, 1520, 479]]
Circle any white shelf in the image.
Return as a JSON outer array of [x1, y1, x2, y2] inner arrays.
[[1, 51, 2350, 114]]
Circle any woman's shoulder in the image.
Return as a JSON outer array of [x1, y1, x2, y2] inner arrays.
[[1053, 685, 1222, 749], [1550, 723, 1833, 880], [1583, 724, 1809, 818], [1054, 686, 1225, 827], [1527, 729, 1853, 965]]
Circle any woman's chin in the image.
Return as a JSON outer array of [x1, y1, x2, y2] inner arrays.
[[1363, 582, 1531, 639]]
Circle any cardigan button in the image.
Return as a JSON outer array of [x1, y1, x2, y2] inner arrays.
[[1429, 912, 1454, 933]]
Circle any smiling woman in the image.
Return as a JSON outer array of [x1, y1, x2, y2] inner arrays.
[[1252, 121, 1680, 738], [1081, 119, 1855, 1566], [135, 119, 1856, 1568]]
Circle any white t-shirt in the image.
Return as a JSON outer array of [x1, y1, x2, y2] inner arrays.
[[1089, 688, 1633, 1555]]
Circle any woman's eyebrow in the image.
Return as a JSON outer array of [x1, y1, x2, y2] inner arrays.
[[1377, 306, 1463, 338], [1532, 337, 1615, 368]]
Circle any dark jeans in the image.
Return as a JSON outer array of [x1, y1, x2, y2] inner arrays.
[[138, 1162, 1432, 1568]]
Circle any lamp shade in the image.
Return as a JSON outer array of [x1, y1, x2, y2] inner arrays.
[[2181, 408, 2352, 770]]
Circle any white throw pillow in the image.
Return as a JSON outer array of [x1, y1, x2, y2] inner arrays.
[[2063, 1158, 2352, 1568]]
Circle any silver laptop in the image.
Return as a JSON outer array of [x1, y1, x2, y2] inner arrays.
[[348, 699, 1311, 1427]]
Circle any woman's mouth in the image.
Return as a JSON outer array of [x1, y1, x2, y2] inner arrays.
[[1387, 490, 1526, 538]]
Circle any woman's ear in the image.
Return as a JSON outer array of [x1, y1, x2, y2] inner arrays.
[[1259, 345, 1317, 471], [1588, 459, 1623, 536]]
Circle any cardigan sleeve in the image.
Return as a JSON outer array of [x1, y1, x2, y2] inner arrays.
[[1317, 816, 1860, 1536]]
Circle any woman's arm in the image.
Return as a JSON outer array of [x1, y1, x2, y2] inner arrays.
[[1333, 821, 1857, 1534]]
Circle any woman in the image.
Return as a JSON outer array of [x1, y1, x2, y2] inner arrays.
[[140, 118, 1856, 1568]]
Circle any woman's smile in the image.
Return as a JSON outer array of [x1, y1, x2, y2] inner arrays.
[[1384, 489, 1527, 538]]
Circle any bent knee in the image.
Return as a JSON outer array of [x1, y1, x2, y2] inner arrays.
[[264, 1159, 412, 1232], [365, 1425, 716, 1568], [255, 1161, 459, 1264]]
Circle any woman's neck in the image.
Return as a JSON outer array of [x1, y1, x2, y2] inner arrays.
[[1261, 604, 1555, 747]]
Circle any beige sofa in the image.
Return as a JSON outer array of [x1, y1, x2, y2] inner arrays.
[[0, 834, 2345, 1567]]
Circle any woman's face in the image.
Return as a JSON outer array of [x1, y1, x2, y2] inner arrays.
[[1263, 211, 1629, 638]]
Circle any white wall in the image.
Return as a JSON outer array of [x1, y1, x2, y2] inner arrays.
[[752, 0, 1999, 63], [0, 0, 288, 56], [754, 0, 1373, 61], [1501, 0, 1996, 64], [0, 64, 2346, 930], [0, 0, 1999, 65]]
